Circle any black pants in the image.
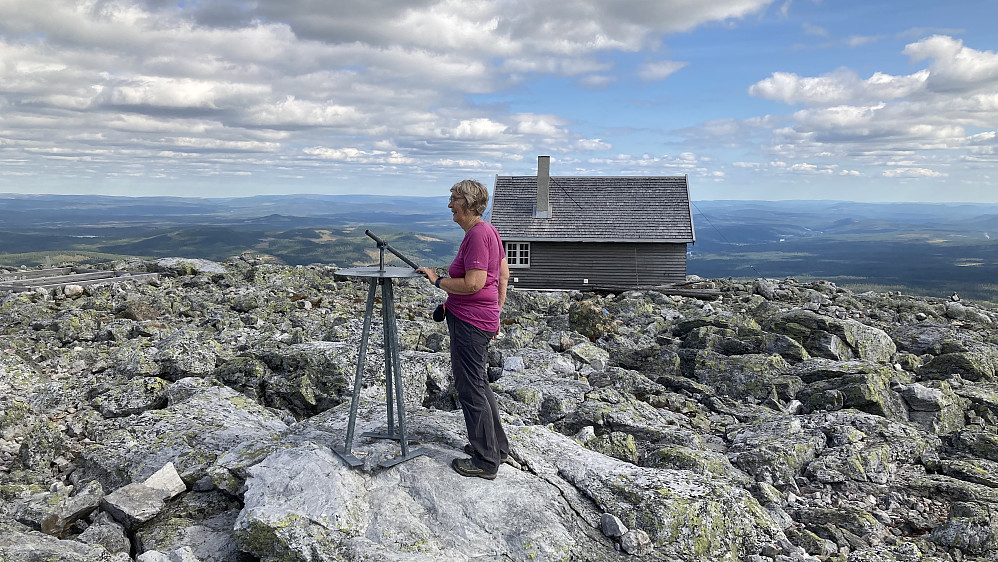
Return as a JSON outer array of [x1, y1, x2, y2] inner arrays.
[[448, 313, 509, 472]]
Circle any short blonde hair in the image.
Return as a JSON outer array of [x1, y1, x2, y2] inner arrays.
[[450, 180, 489, 216]]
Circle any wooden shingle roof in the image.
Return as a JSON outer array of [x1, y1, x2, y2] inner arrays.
[[490, 175, 695, 243]]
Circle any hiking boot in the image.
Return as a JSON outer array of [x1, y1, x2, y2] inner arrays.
[[451, 458, 497, 480], [464, 443, 508, 463]]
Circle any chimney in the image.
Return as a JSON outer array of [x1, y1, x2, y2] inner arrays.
[[535, 155, 551, 218]]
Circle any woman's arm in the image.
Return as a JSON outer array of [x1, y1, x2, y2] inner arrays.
[[417, 267, 486, 295], [497, 258, 509, 310]]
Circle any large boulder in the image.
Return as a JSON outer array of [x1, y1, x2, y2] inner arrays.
[[766, 309, 896, 362], [684, 349, 795, 403], [899, 381, 968, 435], [794, 360, 908, 421], [802, 411, 939, 486], [928, 501, 998, 555], [726, 417, 826, 491], [72, 378, 288, 491], [920, 349, 998, 382]]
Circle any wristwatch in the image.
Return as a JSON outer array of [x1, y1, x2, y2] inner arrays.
[[435, 277, 442, 288]]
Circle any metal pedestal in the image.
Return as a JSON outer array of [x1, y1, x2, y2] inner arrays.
[[334, 266, 429, 469]]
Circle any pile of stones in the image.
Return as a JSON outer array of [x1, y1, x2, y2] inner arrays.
[[1, 255, 997, 561]]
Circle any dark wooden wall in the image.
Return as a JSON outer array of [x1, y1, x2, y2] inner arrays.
[[506, 241, 687, 290]]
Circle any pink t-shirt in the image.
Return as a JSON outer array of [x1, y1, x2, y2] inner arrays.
[[446, 221, 503, 333]]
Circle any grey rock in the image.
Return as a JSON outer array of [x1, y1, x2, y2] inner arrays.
[[155, 258, 228, 277], [767, 309, 896, 363], [645, 445, 752, 486], [569, 341, 610, 370], [92, 376, 170, 418], [64, 285, 85, 298], [518, 426, 786, 560], [233, 426, 599, 561], [687, 349, 794, 402], [620, 529, 653, 555], [794, 360, 908, 421], [118, 299, 161, 321], [6, 262, 998, 562], [953, 428, 998, 463], [920, 349, 998, 382], [137, 547, 202, 562], [727, 417, 827, 491], [900, 381, 967, 434], [155, 329, 221, 380], [0, 528, 123, 561], [600, 512, 627, 538], [926, 457, 998, 488], [755, 278, 777, 300], [76, 512, 131, 555], [102, 482, 171, 530], [14, 480, 103, 536], [135, 491, 243, 562], [73, 378, 288, 492], [928, 501, 998, 555], [144, 461, 187, 498]]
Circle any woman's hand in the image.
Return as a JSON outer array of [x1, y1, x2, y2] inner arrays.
[[417, 267, 438, 285]]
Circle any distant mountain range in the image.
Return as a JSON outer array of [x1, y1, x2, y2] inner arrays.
[[689, 200, 998, 304], [2, 194, 997, 304]]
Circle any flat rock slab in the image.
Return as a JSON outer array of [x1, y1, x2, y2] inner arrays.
[[144, 462, 187, 499], [102, 483, 171, 530]]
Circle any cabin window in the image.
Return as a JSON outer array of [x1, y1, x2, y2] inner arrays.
[[505, 242, 530, 268]]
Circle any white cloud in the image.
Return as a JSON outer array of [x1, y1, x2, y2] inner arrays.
[[735, 34, 998, 189], [748, 69, 927, 106], [637, 60, 688, 82], [512, 115, 565, 137], [803, 23, 830, 37], [1, 1, 992, 201], [578, 74, 615, 88], [575, 138, 612, 150], [904, 35, 998, 91], [846, 35, 881, 47], [883, 167, 947, 178]]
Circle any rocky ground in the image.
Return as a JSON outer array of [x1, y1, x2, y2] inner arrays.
[[1, 255, 997, 562]]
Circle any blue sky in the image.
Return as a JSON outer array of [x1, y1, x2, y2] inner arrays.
[[0, 0, 996, 202]]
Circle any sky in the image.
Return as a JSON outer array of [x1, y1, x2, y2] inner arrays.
[[0, 0, 996, 202]]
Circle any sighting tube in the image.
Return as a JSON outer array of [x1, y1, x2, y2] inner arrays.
[[365, 230, 421, 270]]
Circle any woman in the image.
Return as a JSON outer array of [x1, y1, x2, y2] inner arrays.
[[418, 179, 510, 480]]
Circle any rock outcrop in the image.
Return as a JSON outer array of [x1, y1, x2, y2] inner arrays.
[[2, 259, 998, 562]]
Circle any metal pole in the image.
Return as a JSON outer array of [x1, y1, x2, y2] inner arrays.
[[381, 279, 395, 437], [385, 280, 410, 457], [343, 278, 377, 455]]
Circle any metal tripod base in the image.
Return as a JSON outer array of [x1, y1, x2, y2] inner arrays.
[[334, 267, 426, 470], [379, 447, 430, 468], [362, 430, 421, 442], [333, 448, 365, 468]]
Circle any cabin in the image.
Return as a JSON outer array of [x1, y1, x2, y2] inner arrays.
[[490, 156, 695, 291]]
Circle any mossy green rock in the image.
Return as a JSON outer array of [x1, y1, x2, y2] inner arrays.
[[91, 377, 170, 418], [568, 299, 616, 341], [585, 431, 638, 464], [795, 360, 907, 421], [927, 501, 998, 555], [920, 349, 998, 381], [726, 417, 826, 491], [511, 425, 786, 561], [767, 309, 896, 362], [954, 429, 998, 462], [804, 411, 939, 485], [689, 350, 791, 402], [645, 446, 752, 486]]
